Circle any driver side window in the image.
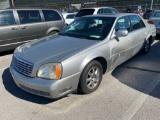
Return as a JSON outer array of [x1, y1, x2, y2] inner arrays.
[[115, 17, 130, 32]]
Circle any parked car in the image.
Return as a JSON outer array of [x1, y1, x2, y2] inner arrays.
[[143, 10, 154, 19], [149, 10, 160, 34], [0, 8, 65, 52], [126, 8, 144, 17], [10, 14, 156, 99], [75, 7, 119, 18], [62, 13, 76, 25]]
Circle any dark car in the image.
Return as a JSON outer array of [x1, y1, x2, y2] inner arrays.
[[126, 8, 144, 17], [143, 10, 154, 19], [0, 8, 65, 52]]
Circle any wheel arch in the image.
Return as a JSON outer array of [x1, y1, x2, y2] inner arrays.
[[80, 53, 108, 75], [146, 34, 153, 44], [46, 27, 60, 36]]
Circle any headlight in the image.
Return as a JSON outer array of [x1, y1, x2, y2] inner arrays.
[[14, 46, 23, 54], [14, 43, 30, 54], [37, 63, 62, 80]]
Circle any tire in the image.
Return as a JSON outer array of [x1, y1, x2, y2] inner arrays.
[[140, 39, 150, 55], [78, 60, 103, 94], [48, 31, 59, 36]]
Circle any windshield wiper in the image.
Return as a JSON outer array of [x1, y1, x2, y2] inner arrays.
[[69, 34, 89, 39], [59, 33, 89, 40]]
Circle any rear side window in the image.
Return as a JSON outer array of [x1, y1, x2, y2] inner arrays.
[[129, 15, 142, 31], [66, 14, 75, 19], [42, 10, 62, 21], [137, 16, 146, 28], [97, 9, 104, 14], [152, 12, 160, 17], [0, 11, 16, 26], [17, 10, 42, 24], [75, 9, 95, 17], [104, 9, 111, 13], [110, 9, 118, 14]]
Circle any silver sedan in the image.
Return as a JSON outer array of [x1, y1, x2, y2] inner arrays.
[[10, 14, 156, 99]]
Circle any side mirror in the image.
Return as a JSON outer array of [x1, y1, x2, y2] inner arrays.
[[115, 29, 128, 37]]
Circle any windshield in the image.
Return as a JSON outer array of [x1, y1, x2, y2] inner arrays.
[[75, 9, 95, 17], [152, 12, 160, 17], [60, 17, 116, 40]]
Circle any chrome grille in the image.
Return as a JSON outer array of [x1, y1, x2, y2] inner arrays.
[[12, 56, 33, 76]]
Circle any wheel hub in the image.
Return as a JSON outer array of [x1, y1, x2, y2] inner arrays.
[[86, 67, 100, 89]]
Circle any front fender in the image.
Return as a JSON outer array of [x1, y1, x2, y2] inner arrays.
[[79, 52, 107, 72]]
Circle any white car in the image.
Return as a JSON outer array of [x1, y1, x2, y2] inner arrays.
[[75, 7, 119, 18], [63, 13, 76, 25]]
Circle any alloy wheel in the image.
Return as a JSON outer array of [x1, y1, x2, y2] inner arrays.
[[86, 67, 100, 89]]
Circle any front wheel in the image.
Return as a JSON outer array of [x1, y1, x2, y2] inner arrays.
[[78, 60, 103, 94], [139, 39, 150, 55]]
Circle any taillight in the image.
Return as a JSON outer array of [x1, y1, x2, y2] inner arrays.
[[147, 21, 154, 24]]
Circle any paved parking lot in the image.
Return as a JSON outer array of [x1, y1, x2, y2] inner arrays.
[[1, 38, 160, 120]]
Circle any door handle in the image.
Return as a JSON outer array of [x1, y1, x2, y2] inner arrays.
[[11, 27, 19, 30], [21, 26, 27, 29]]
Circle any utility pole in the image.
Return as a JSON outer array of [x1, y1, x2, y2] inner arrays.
[[12, 0, 14, 7], [150, 0, 153, 10], [9, 0, 14, 7]]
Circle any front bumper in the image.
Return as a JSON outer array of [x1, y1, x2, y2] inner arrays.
[[10, 65, 80, 99]]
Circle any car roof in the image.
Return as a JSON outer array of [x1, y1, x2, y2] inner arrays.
[[82, 13, 139, 18], [80, 7, 116, 10], [5, 7, 57, 10]]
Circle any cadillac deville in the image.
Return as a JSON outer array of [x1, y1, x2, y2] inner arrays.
[[10, 14, 156, 98]]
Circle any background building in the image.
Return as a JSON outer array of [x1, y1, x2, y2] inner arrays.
[[2, 0, 160, 12], [0, 0, 10, 9]]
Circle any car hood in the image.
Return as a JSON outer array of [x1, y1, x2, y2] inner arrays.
[[15, 35, 99, 65]]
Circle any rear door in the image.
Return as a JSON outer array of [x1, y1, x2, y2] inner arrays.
[[0, 10, 21, 47], [42, 10, 65, 31], [129, 15, 147, 55], [17, 10, 47, 42]]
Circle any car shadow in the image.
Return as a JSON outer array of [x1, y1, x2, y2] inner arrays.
[[2, 68, 61, 104], [0, 50, 14, 56], [156, 34, 160, 40], [112, 40, 160, 99]]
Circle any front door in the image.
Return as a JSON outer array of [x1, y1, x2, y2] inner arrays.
[[109, 16, 134, 69]]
